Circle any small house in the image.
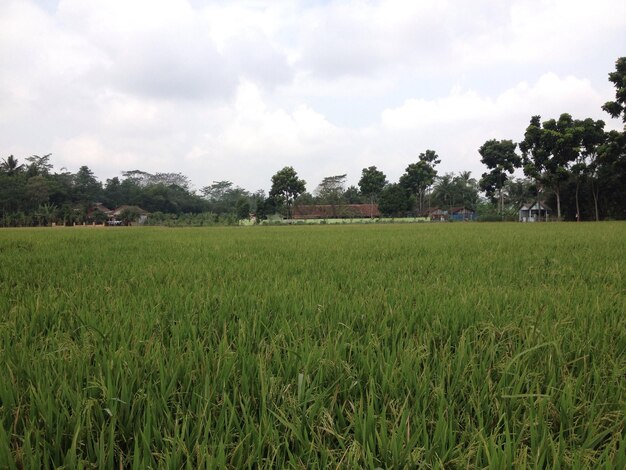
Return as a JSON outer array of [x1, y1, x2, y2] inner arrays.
[[88, 203, 113, 217], [449, 207, 476, 221], [519, 201, 551, 222], [425, 207, 448, 221], [87, 203, 115, 223], [112, 205, 150, 225]]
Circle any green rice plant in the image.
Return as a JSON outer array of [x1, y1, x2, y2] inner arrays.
[[0, 222, 624, 468]]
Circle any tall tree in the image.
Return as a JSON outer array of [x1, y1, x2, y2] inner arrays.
[[103, 177, 124, 208], [602, 57, 626, 123], [25, 154, 53, 176], [315, 174, 347, 204], [152, 172, 192, 190], [399, 150, 440, 213], [519, 116, 547, 219], [432, 174, 456, 209], [249, 190, 267, 219], [269, 166, 306, 218], [0, 173, 26, 217], [378, 184, 412, 217], [122, 170, 191, 189], [294, 191, 315, 205], [121, 170, 153, 187], [235, 197, 251, 220], [1, 155, 24, 176], [576, 118, 606, 221], [504, 178, 537, 213], [73, 166, 102, 206], [453, 171, 479, 210], [315, 174, 347, 217], [25, 176, 50, 209], [358, 166, 387, 216], [599, 56, 626, 220], [200, 181, 249, 215], [456, 170, 475, 186], [201, 181, 234, 202], [543, 114, 583, 220], [520, 114, 582, 220], [48, 170, 74, 208], [478, 139, 521, 217], [343, 186, 363, 204], [597, 130, 626, 219]]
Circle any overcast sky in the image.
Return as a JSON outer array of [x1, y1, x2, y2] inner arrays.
[[1, 0, 625, 193]]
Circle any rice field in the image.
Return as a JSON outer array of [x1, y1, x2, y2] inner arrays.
[[0, 223, 625, 468]]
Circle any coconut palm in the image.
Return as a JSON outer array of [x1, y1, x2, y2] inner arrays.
[[1, 155, 24, 176], [432, 174, 456, 209]]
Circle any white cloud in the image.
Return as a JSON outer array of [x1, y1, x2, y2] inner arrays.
[[188, 81, 348, 191], [0, 1, 107, 100], [0, 0, 624, 193], [55, 0, 238, 100], [456, 0, 626, 66], [297, 0, 451, 79], [223, 30, 293, 90], [382, 73, 605, 131], [378, 73, 618, 181]]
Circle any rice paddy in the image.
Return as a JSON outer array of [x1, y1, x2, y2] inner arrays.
[[0, 222, 625, 468]]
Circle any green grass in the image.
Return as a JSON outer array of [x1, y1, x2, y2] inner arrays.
[[0, 223, 625, 468]]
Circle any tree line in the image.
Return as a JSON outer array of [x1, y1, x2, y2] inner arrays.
[[1, 58, 625, 226], [0, 151, 479, 225]]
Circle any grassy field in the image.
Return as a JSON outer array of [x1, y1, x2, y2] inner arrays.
[[0, 223, 625, 468]]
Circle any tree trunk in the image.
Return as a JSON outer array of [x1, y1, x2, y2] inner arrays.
[[499, 173, 504, 220], [536, 179, 541, 223], [592, 181, 600, 222], [556, 187, 561, 221], [575, 180, 580, 222]]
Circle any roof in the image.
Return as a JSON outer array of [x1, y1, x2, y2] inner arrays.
[[292, 204, 380, 219], [425, 207, 447, 215], [113, 205, 149, 216], [88, 203, 113, 215], [449, 206, 474, 214], [520, 201, 551, 211]]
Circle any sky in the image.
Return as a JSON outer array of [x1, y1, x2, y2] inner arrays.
[[1, 0, 625, 193]]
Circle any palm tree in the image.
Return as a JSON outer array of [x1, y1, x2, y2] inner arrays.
[[457, 171, 475, 186], [36, 203, 57, 226], [504, 178, 536, 213], [1, 155, 24, 176], [432, 174, 456, 209], [453, 171, 479, 209]]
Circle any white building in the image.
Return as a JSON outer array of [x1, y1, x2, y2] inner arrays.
[[519, 202, 551, 222]]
